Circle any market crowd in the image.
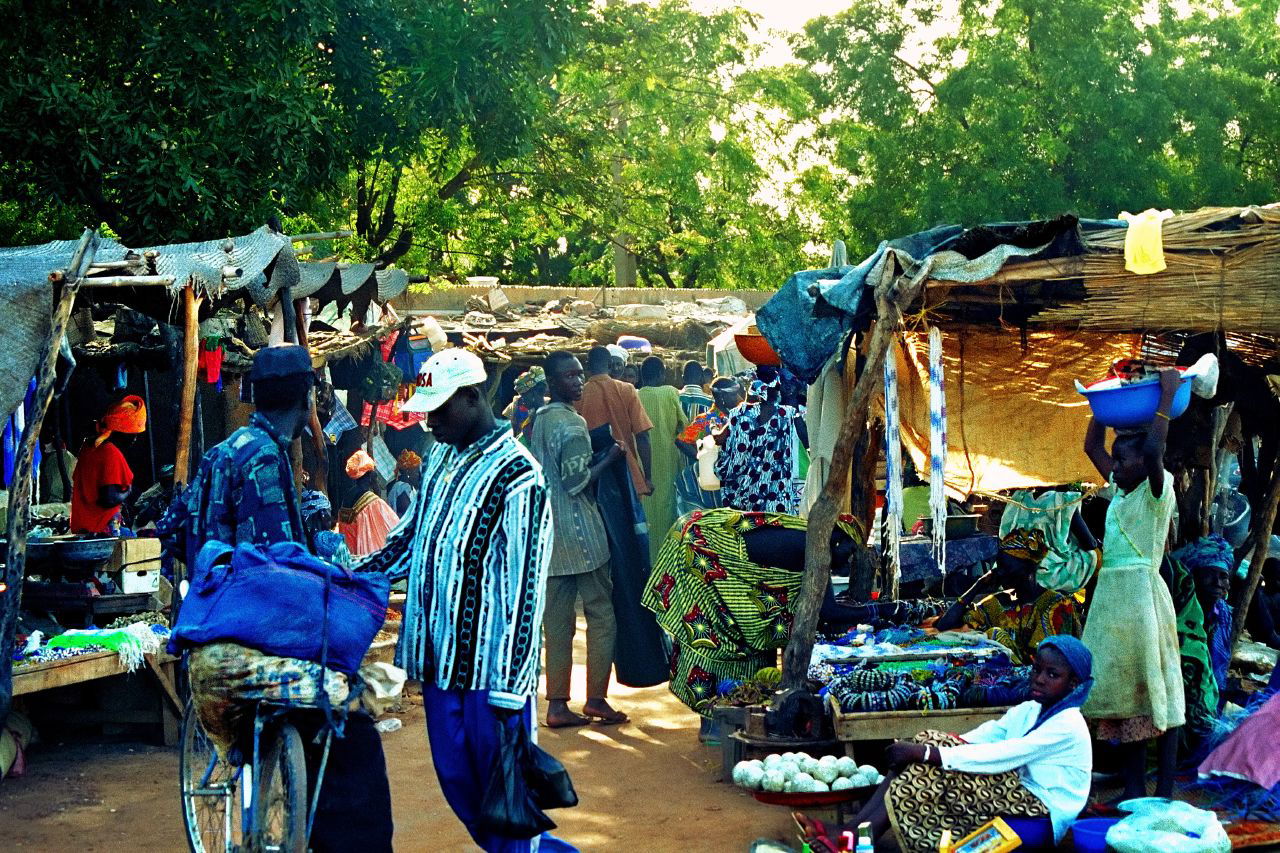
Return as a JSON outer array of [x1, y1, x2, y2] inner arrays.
[[66, 333, 1271, 853]]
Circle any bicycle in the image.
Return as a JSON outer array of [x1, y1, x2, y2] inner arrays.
[[179, 699, 317, 853]]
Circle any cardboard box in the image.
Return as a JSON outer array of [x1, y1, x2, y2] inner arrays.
[[108, 537, 162, 570]]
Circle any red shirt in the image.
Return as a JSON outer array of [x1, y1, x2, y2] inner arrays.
[[70, 441, 133, 533]]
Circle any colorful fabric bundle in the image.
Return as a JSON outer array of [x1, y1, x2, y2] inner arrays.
[[46, 622, 165, 671], [514, 366, 546, 395], [999, 528, 1051, 564], [345, 448, 376, 479], [928, 326, 947, 573], [883, 344, 903, 584]]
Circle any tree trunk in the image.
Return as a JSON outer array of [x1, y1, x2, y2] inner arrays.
[[174, 285, 202, 487], [1233, 463, 1280, 647], [780, 272, 924, 691]]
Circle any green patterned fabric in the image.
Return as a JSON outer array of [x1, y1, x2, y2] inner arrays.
[[642, 508, 807, 716]]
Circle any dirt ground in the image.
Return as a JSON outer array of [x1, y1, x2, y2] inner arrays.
[[0, 624, 801, 852]]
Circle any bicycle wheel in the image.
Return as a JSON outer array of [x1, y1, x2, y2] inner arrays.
[[179, 702, 242, 853], [250, 721, 308, 853]]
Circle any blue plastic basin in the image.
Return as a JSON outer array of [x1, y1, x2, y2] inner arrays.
[[1079, 374, 1193, 429], [1071, 817, 1121, 853]]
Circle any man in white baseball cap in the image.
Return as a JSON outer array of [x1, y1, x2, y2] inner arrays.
[[361, 346, 572, 851]]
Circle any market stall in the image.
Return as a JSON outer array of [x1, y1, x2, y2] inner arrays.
[[750, 203, 1280, 748], [0, 224, 413, 751]]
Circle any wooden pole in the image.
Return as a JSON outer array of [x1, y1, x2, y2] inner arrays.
[[289, 230, 353, 243], [0, 229, 98, 728], [1232, 464, 1280, 646], [173, 284, 202, 488], [79, 275, 177, 288], [781, 271, 924, 691]]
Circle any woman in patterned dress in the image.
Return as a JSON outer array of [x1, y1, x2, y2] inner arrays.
[[640, 508, 862, 725], [797, 636, 1094, 853], [934, 528, 1083, 664], [713, 366, 807, 514]]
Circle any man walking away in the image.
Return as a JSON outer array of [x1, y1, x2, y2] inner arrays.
[[576, 346, 653, 497], [532, 351, 628, 728], [360, 349, 575, 853], [160, 344, 393, 853], [678, 361, 713, 420]]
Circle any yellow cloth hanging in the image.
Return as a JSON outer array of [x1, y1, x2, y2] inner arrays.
[[1119, 208, 1173, 274]]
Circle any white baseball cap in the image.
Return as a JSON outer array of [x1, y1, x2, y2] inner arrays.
[[400, 348, 488, 413]]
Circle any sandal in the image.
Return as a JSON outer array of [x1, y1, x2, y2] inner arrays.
[[792, 812, 828, 840], [582, 706, 629, 725]]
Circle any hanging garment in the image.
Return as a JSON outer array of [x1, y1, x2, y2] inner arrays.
[[1119, 209, 1173, 275], [588, 425, 668, 689]]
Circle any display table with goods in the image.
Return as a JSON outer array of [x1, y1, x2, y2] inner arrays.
[[808, 624, 1027, 754], [11, 613, 183, 745]]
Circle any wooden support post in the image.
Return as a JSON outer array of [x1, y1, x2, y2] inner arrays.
[[174, 284, 202, 488], [1232, 464, 1280, 647], [781, 272, 925, 691], [0, 229, 98, 728]]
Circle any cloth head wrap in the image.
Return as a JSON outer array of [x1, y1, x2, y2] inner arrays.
[[606, 344, 629, 364], [514, 366, 546, 395], [999, 527, 1050, 565], [396, 449, 422, 472], [95, 395, 147, 447], [1172, 534, 1234, 573], [1030, 635, 1094, 731], [345, 449, 376, 479], [299, 489, 332, 522]]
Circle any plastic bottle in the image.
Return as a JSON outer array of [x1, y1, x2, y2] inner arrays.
[[855, 822, 873, 853]]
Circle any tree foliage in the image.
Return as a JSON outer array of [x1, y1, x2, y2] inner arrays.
[[1, 0, 1278, 288], [790, 0, 1280, 256], [0, 0, 584, 246]]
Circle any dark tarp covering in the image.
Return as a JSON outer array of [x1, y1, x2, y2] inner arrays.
[[757, 215, 1118, 384]]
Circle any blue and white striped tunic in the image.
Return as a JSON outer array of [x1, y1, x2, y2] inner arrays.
[[358, 426, 551, 710]]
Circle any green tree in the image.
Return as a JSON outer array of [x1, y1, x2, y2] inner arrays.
[[376, 0, 820, 289], [790, 0, 1280, 256], [0, 0, 585, 248]]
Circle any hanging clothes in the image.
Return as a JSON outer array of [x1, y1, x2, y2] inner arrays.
[[588, 425, 668, 689], [1119, 209, 1173, 275]]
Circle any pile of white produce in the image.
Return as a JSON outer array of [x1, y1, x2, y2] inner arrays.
[[731, 753, 884, 793]]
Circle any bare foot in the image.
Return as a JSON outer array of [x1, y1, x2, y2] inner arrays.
[[545, 700, 589, 728]]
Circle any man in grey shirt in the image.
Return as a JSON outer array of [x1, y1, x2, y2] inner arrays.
[[531, 350, 629, 728]]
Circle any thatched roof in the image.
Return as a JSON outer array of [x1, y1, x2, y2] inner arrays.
[[922, 204, 1280, 333], [759, 203, 1280, 383]]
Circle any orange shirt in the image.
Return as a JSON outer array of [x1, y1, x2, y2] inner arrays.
[[576, 374, 653, 494], [70, 440, 133, 533]]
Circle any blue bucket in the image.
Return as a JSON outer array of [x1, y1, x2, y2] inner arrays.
[[1071, 817, 1120, 852], [1078, 374, 1193, 429]]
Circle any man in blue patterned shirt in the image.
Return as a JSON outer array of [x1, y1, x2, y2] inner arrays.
[[362, 348, 574, 853], [160, 344, 394, 852]]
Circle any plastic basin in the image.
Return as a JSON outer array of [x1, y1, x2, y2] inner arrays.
[[1078, 373, 1193, 429], [1071, 817, 1120, 853]]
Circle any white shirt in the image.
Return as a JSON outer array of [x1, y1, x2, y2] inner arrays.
[[937, 701, 1092, 843]]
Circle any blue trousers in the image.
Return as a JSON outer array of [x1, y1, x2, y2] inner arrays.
[[422, 685, 578, 853]]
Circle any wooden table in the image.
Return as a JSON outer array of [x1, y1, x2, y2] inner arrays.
[[830, 696, 1010, 757], [12, 650, 184, 745]]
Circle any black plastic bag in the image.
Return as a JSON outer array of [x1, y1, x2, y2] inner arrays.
[[525, 741, 578, 810], [480, 721, 555, 839]]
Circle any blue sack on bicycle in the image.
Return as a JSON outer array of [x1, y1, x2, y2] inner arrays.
[[171, 540, 390, 675]]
